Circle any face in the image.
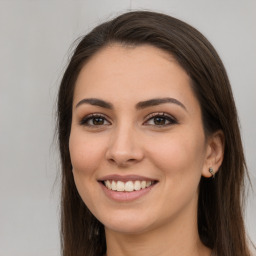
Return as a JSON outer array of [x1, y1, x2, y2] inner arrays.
[[69, 44, 211, 235]]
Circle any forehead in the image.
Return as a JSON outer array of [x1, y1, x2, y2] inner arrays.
[[73, 44, 197, 109]]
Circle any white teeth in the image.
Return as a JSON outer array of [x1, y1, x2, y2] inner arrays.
[[141, 181, 146, 189], [111, 180, 117, 191], [105, 180, 111, 189], [125, 181, 134, 192], [116, 181, 125, 191], [104, 180, 154, 191], [134, 180, 141, 191], [146, 181, 152, 188]]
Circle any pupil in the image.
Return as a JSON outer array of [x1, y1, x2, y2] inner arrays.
[[154, 117, 165, 125], [93, 117, 104, 125]]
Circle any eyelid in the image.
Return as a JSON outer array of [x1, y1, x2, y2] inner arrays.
[[79, 113, 111, 126], [143, 112, 177, 125]]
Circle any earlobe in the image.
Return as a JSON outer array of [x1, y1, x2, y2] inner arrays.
[[202, 130, 225, 178]]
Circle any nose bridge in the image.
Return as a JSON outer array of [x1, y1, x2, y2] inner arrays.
[[106, 120, 143, 165]]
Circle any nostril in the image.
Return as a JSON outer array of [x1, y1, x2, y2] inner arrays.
[[108, 157, 137, 167], [127, 158, 137, 162]]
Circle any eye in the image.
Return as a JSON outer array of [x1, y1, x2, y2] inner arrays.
[[80, 114, 111, 127], [144, 112, 177, 127]]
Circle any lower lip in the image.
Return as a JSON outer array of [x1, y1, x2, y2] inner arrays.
[[99, 182, 156, 202]]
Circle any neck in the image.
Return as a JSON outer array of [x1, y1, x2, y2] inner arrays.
[[104, 205, 211, 256]]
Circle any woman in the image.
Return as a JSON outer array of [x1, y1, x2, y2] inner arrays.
[[57, 11, 252, 256]]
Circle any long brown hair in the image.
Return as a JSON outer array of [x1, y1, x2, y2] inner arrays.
[[57, 11, 252, 256]]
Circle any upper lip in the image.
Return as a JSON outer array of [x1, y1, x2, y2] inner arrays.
[[98, 174, 158, 182]]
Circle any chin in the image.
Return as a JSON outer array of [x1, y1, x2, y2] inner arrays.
[[98, 210, 157, 235], [105, 221, 152, 235]]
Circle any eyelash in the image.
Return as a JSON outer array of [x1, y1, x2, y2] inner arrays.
[[79, 112, 177, 128], [79, 113, 110, 127], [143, 112, 177, 127]]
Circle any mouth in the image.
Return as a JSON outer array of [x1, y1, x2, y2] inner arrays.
[[98, 175, 158, 201], [101, 180, 157, 192]]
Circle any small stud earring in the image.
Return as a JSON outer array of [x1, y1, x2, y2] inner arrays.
[[209, 167, 215, 178]]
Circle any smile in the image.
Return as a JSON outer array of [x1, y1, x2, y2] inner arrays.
[[103, 180, 155, 192], [98, 175, 158, 201]]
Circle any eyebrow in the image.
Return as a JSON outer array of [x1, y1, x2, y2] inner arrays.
[[135, 97, 187, 111], [76, 98, 113, 109], [75, 97, 187, 111]]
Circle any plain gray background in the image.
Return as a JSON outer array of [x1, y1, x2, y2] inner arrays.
[[0, 1, 255, 255]]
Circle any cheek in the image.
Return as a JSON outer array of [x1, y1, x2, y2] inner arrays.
[[69, 130, 104, 174], [146, 129, 206, 179], [68, 129, 106, 207], [144, 130, 206, 219]]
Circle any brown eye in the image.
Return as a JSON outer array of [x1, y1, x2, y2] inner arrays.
[[144, 113, 177, 127], [80, 114, 111, 127], [92, 117, 105, 125], [153, 116, 167, 125]]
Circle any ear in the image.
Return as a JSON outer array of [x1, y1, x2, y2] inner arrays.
[[202, 130, 225, 178]]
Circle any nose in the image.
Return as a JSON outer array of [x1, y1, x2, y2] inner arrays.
[[105, 125, 144, 167]]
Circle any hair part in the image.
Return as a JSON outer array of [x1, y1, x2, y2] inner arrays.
[[57, 11, 251, 256]]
